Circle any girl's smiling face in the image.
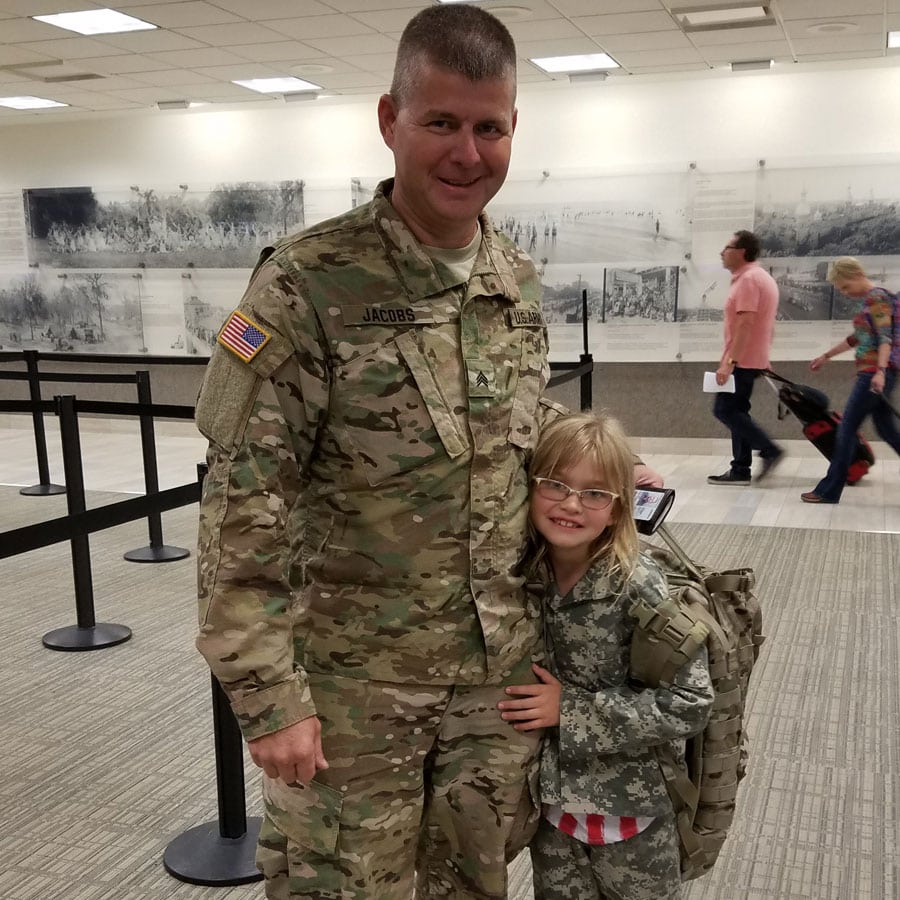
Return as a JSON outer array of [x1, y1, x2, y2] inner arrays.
[[529, 457, 618, 563]]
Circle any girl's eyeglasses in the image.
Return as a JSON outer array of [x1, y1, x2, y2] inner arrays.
[[532, 477, 618, 511]]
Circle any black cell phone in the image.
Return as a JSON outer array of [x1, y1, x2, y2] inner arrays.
[[633, 487, 676, 535]]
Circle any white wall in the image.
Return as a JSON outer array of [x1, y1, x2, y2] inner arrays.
[[2, 63, 900, 190]]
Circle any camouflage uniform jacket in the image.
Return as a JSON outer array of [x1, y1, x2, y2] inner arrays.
[[538, 552, 714, 816], [196, 180, 554, 741]]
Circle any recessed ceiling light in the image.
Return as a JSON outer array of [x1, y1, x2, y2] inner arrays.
[[233, 77, 322, 94], [530, 53, 619, 74], [807, 22, 859, 35], [888, 31, 900, 49], [292, 63, 335, 75], [33, 8, 157, 36], [0, 95, 68, 109]]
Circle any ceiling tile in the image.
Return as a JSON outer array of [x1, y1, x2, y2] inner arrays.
[[348, 51, 399, 74], [699, 40, 794, 62], [316, 70, 387, 90], [784, 15, 885, 39], [266, 14, 375, 40], [18, 36, 132, 59], [553, 0, 663, 13], [516, 36, 608, 58], [210, 0, 334, 17], [791, 33, 887, 53], [144, 47, 248, 68], [75, 54, 168, 74], [689, 24, 784, 46], [173, 22, 290, 46], [505, 19, 585, 43], [776, 0, 884, 19], [127, 67, 218, 86], [301, 33, 397, 57], [0, 43, 59, 65], [192, 62, 287, 80], [573, 11, 681, 36], [613, 47, 707, 68], [599, 30, 694, 52], [320, 0, 425, 11], [0, 14, 71, 40], [91, 30, 208, 53], [0, 0, 102, 14], [130, 2, 244, 28], [226, 40, 324, 63]]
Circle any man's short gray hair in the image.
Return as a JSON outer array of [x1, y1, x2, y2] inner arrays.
[[390, 5, 517, 107]]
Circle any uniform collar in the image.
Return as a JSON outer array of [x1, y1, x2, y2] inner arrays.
[[370, 178, 521, 305]]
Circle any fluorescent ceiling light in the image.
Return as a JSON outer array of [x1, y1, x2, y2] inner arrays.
[[673, 4, 773, 32], [889, 31, 900, 49], [0, 95, 68, 109], [33, 8, 157, 35], [677, 5, 768, 27], [731, 58, 772, 71], [531, 53, 619, 74], [233, 77, 321, 94]]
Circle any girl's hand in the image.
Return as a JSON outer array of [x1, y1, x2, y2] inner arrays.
[[810, 355, 827, 371], [497, 663, 561, 731], [871, 369, 886, 394]]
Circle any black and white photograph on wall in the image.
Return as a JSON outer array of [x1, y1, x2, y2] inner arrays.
[[539, 263, 601, 361], [23, 181, 306, 269], [182, 269, 252, 357], [601, 266, 678, 322], [763, 258, 834, 322], [755, 163, 900, 258], [0, 268, 153, 354], [490, 170, 690, 267]]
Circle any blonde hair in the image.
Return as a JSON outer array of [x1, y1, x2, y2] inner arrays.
[[827, 256, 867, 284], [529, 411, 639, 581]]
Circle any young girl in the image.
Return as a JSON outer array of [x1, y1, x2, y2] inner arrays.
[[498, 412, 713, 900]]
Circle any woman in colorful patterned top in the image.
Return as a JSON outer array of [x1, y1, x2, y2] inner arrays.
[[802, 256, 900, 504]]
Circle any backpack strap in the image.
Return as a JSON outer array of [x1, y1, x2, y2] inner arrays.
[[655, 745, 705, 867], [629, 596, 709, 688]]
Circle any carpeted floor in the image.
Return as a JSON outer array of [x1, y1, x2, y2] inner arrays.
[[1, 487, 897, 899]]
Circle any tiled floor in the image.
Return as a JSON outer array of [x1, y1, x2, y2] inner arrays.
[[2, 415, 897, 534]]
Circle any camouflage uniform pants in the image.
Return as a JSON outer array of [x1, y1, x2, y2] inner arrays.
[[530, 809, 681, 900], [257, 668, 541, 899]]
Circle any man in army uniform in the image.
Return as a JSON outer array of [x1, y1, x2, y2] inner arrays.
[[196, 6, 550, 898]]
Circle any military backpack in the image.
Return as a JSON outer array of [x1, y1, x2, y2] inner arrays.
[[629, 524, 765, 881]]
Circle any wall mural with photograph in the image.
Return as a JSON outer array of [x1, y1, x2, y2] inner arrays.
[[1, 160, 898, 361]]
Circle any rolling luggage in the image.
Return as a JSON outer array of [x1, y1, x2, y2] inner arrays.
[[764, 369, 874, 484]]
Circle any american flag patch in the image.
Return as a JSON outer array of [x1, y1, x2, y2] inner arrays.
[[217, 311, 270, 362]]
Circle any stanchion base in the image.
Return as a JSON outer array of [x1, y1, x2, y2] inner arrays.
[[124, 544, 190, 563], [163, 818, 263, 886], [42, 623, 132, 651], [20, 483, 66, 496]]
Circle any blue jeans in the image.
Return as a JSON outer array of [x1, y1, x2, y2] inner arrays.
[[813, 369, 900, 502], [713, 367, 780, 479]]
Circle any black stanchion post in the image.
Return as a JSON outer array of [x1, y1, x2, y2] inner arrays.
[[124, 370, 189, 563], [19, 349, 66, 496], [42, 394, 132, 651], [163, 462, 262, 886], [579, 290, 594, 411]]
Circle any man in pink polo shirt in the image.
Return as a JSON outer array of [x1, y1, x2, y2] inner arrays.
[[708, 229, 783, 485]]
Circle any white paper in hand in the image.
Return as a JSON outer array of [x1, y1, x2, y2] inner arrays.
[[703, 371, 735, 393]]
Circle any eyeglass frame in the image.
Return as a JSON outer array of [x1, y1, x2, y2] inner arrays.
[[531, 476, 619, 511]]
